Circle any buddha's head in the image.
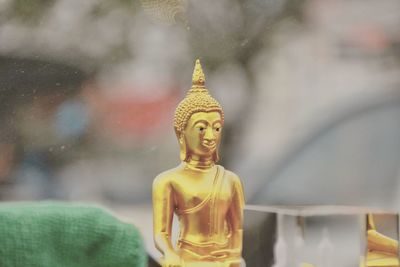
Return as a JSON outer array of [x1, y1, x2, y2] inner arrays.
[[174, 59, 224, 163]]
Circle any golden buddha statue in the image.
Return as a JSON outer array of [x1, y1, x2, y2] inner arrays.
[[362, 214, 399, 267], [152, 59, 245, 267]]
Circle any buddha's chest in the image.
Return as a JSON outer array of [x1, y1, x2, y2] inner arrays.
[[172, 174, 233, 212]]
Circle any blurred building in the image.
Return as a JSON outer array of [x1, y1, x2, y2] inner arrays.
[[0, 0, 399, 211], [240, 0, 400, 209]]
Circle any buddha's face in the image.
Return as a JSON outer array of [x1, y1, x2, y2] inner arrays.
[[183, 111, 222, 159]]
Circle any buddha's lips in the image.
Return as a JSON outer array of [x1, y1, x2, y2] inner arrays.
[[202, 141, 216, 149]]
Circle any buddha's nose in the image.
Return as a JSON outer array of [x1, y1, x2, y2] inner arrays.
[[204, 128, 216, 141]]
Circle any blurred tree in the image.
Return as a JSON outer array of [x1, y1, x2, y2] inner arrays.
[[8, 0, 56, 24]]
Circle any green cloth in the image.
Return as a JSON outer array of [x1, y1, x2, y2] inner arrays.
[[0, 202, 147, 267]]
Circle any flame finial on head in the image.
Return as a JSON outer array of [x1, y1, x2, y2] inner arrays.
[[188, 59, 208, 94], [192, 59, 205, 88]]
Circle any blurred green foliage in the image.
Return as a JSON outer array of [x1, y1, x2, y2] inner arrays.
[[8, 0, 140, 23], [90, 0, 140, 17], [10, 0, 55, 24]]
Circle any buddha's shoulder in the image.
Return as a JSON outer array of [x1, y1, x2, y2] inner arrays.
[[153, 166, 183, 186], [220, 167, 242, 183]]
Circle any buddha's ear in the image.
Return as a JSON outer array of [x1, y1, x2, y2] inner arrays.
[[213, 150, 220, 163], [179, 133, 188, 162]]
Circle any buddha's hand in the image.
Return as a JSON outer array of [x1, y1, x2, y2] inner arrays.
[[210, 248, 241, 259], [164, 252, 183, 267]]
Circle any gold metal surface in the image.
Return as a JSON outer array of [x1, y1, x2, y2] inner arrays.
[[363, 214, 399, 267], [153, 59, 245, 267]]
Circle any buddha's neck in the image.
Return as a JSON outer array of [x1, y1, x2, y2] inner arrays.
[[185, 155, 214, 171]]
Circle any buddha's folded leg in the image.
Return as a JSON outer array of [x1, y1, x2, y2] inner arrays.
[[183, 258, 242, 267], [366, 251, 399, 267], [183, 261, 222, 267], [224, 258, 243, 267]]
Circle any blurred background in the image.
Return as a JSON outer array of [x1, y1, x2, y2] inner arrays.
[[1, 0, 400, 262]]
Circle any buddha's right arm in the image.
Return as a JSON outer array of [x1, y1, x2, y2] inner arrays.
[[367, 230, 398, 255], [152, 176, 176, 255], [367, 214, 398, 255]]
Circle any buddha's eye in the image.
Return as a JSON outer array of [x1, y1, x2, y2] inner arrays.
[[215, 127, 220, 132], [195, 123, 207, 133]]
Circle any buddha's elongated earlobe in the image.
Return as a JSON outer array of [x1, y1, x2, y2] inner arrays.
[[179, 134, 188, 162], [212, 150, 219, 163]]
